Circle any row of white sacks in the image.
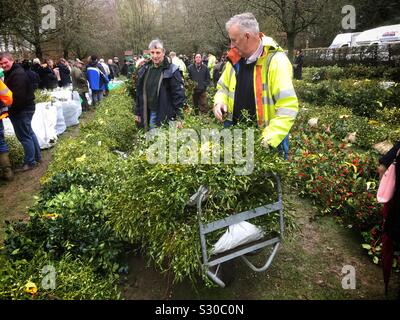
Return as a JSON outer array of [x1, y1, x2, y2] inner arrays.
[[3, 88, 84, 149]]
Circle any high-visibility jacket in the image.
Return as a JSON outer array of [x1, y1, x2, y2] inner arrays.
[[208, 54, 216, 79], [0, 79, 12, 120], [214, 36, 298, 148]]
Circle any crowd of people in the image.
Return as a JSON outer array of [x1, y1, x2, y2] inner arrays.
[[0, 12, 310, 181], [0, 11, 398, 298], [0, 53, 125, 178], [134, 12, 299, 164]]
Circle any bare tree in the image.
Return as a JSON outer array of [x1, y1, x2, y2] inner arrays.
[[5, 0, 58, 59], [116, 0, 158, 54], [247, 0, 324, 60]]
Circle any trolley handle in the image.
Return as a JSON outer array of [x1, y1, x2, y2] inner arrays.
[[194, 173, 281, 217]]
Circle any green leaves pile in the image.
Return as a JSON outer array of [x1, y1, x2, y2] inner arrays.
[[106, 118, 290, 283]]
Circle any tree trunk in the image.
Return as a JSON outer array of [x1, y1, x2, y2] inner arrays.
[[35, 44, 42, 59], [286, 32, 296, 63]]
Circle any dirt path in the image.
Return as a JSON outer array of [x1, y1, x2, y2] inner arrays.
[[0, 111, 95, 243], [1, 110, 398, 299], [121, 194, 399, 300]]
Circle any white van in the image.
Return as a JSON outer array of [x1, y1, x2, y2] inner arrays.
[[355, 24, 400, 46], [329, 33, 360, 48], [379, 26, 400, 44]]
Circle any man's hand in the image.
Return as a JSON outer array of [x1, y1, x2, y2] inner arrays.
[[261, 138, 270, 149], [176, 121, 183, 129], [213, 103, 227, 123]]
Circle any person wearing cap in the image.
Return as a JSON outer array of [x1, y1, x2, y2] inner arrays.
[[135, 39, 185, 130], [71, 59, 90, 111]]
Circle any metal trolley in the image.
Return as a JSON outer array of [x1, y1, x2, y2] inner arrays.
[[195, 173, 284, 287]]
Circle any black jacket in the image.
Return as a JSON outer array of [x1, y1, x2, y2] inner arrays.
[[25, 69, 40, 90], [187, 63, 210, 91], [4, 63, 35, 116], [135, 57, 185, 129], [57, 63, 72, 87], [38, 66, 58, 90]]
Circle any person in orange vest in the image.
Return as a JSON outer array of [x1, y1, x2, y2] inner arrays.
[[0, 78, 14, 180]]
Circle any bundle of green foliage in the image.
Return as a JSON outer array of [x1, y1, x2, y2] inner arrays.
[[4, 185, 125, 274], [5, 135, 24, 168], [0, 249, 121, 300], [105, 116, 294, 284], [34, 91, 53, 103]]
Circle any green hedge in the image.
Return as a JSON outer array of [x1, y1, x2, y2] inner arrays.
[[294, 80, 400, 119], [302, 65, 400, 82], [292, 105, 400, 149]]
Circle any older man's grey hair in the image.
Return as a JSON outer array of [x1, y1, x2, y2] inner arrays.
[[226, 12, 259, 34], [148, 39, 164, 50]]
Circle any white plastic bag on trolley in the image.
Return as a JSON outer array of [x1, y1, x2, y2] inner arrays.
[[211, 221, 265, 255]]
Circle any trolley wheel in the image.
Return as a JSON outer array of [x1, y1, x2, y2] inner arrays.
[[210, 260, 236, 287]]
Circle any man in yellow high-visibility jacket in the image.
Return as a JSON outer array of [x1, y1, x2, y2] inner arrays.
[[213, 12, 298, 159]]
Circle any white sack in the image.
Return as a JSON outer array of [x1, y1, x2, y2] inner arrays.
[[62, 100, 82, 127], [31, 102, 58, 149], [211, 221, 265, 255], [54, 101, 67, 135]]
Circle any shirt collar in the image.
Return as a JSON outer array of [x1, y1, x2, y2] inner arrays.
[[246, 40, 263, 64]]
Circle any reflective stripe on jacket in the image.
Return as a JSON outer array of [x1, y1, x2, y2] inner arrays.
[[0, 79, 12, 120], [0, 79, 13, 106], [214, 36, 298, 148]]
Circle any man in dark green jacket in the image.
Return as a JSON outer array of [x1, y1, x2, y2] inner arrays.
[[135, 39, 185, 130], [71, 59, 90, 111]]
